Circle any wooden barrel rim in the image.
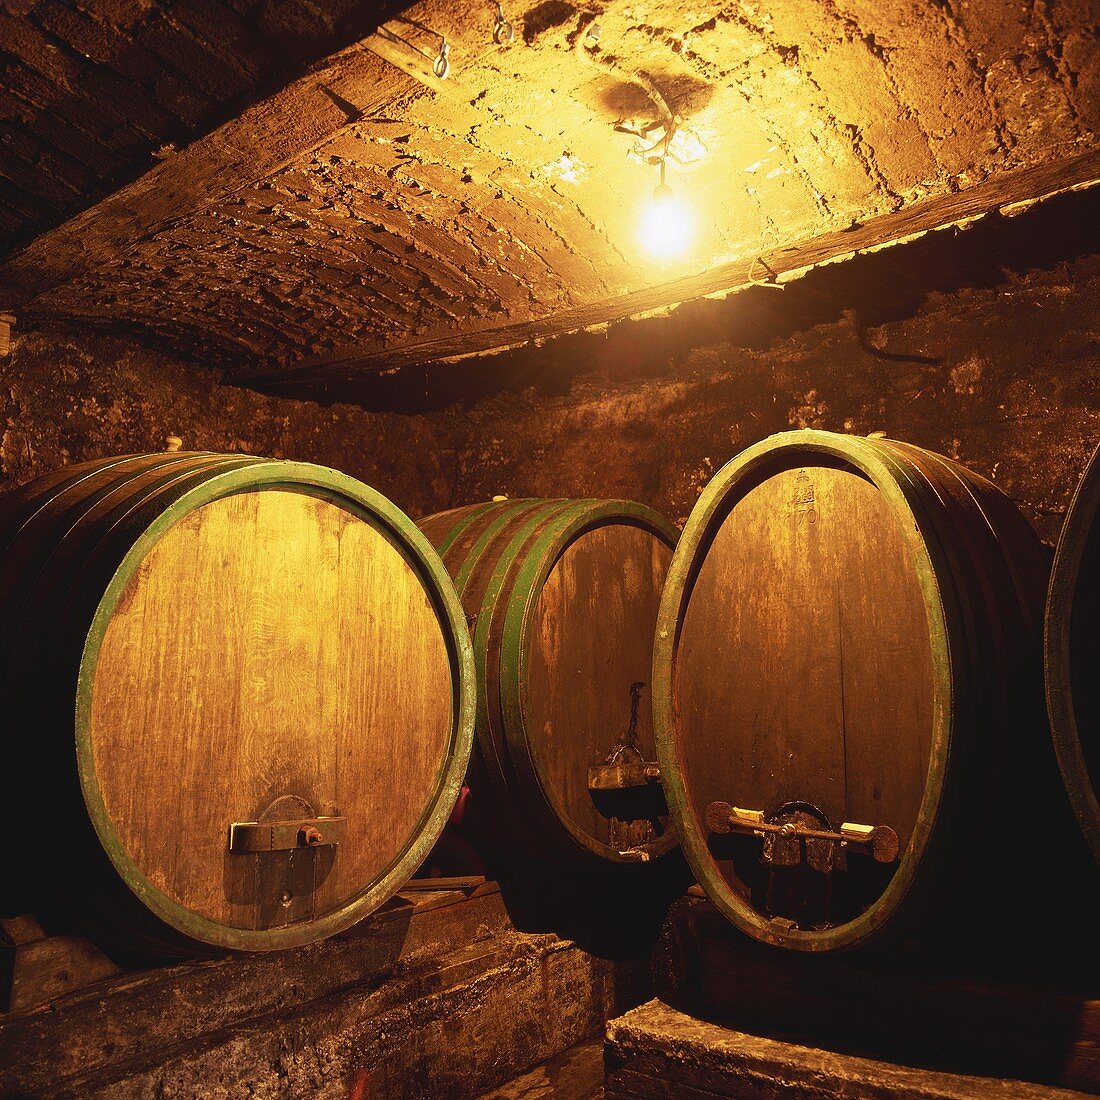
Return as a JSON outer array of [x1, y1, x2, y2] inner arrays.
[[654, 430, 957, 950], [503, 499, 681, 863], [73, 458, 476, 952], [1045, 443, 1100, 863], [4, 455, 264, 712]]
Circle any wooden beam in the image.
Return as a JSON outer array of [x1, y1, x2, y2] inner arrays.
[[245, 145, 1100, 392], [0, 886, 625, 1098]]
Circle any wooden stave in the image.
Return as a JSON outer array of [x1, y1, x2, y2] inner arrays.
[[432, 500, 579, 863], [429, 499, 516, 563], [484, 501, 625, 864], [654, 430, 1052, 951], [431, 500, 609, 866], [1046, 442, 1100, 864], [419, 498, 680, 866], [872, 439, 1054, 939], [883, 442, 1093, 929], [451, 500, 550, 598], [499, 501, 680, 864], [1, 454, 475, 957]]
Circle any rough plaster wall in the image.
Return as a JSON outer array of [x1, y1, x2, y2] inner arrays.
[[0, 328, 457, 518], [443, 253, 1100, 544], [5, 252, 1097, 544], [6, 0, 1098, 368]]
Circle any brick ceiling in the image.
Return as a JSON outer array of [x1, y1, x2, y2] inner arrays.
[[1, 0, 1097, 378], [0, 0, 414, 248]]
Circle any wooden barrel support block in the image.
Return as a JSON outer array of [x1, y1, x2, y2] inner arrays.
[[654, 430, 1052, 951], [419, 498, 679, 866], [1046, 442, 1100, 863], [0, 454, 475, 956]]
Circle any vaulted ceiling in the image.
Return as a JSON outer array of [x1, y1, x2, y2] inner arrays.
[[2, 0, 1098, 385], [0, 0, 410, 244]]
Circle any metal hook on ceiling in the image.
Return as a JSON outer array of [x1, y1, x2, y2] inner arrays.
[[433, 40, 451, 79], [493, 2, 515, 45]]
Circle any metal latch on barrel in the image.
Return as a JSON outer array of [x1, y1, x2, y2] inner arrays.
[[228, 816, 348, 853], [705, 802, 899, 864], [587, 681, 662, 791], [588, 761, 661, 789]]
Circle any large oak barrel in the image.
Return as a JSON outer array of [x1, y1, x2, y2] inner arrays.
[[418, 498, 678, 866], [1046, 442, 1100, 863], [0, 453, 474, 957], [654, 430, 1057, 951]]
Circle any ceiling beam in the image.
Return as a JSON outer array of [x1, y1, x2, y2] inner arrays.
[[244, 144, 1100, 393]]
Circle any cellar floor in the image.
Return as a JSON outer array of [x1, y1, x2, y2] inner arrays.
[[6, 888, 1096, 1097]]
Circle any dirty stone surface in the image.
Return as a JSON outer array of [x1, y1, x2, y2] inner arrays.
[[442, 252, 1100, 543], [0, 0, 406, 252], [0, 327, 458, 519]]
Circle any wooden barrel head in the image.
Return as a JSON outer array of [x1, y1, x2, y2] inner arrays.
[[657, 434, 956, 949], [524, 520, 674, 856], [79, 480, 464, 950], [676, 462, 935, 848]]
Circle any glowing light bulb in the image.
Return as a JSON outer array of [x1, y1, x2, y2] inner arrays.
[[639, 182, 692, 259]]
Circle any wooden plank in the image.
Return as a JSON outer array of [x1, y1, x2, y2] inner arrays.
[[0, 916, 121, 1014], [0, 885, 627, 1099], [605, 999, 1097, 1100], [401, 876, 487, 892], [0, 886, 504, 1089], [476, 1038, 605, 1099], [245, 145, 1100, 389]]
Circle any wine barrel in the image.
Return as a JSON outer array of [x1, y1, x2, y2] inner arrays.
[[1046, 442, 1100, 864], [654, 430, 1053, 951], [417, 498, 678, 865], [0, 453, 474, 957]]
